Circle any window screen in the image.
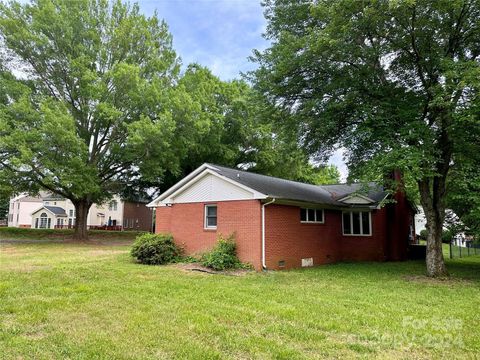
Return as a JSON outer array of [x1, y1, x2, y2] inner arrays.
[[205, 205, 217, 228]]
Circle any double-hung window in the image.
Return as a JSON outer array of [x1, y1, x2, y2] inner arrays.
[[204, 205, 217, 229], [342, 211, 371, 236], [300, 208, 324, 223], [109, 200, 118, 211]]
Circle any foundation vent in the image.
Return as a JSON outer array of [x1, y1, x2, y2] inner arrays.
[[301, 258, 314, 267]]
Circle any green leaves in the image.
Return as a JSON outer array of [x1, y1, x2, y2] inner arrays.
[[252, 0, 480, 184], [0, 0, 180, 203], [252, 0, 480, 274]]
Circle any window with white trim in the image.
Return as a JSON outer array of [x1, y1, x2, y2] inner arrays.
[[109, 200, 118, 211], [342, 211, 371, 236], [204, 205, 217, 229], [300, 208, 324, 223], [39, 212, 48, 229]]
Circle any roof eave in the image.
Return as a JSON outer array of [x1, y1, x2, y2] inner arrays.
[[147, 164, 215, 207], [147, 163, 268, 207], [270, 198, 379, 210]]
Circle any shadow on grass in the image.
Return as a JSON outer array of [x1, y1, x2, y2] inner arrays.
[[280, 256, 480, 284]]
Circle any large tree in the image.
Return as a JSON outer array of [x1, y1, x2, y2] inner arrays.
[[0, 0, 180, 239], [252, 0, 480, 276], [149, 63, 338, 191], [0, 195, 8, 220], [446, 102, 480, 240]]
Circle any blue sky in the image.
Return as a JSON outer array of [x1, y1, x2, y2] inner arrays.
[[139, 0, 268, 80], [138, 0, 348, 179]]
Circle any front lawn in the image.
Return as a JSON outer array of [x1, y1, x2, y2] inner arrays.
[[1, 240, 479, 359]]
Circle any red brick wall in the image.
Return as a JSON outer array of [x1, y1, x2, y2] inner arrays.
[[339, 208, 387, 262], [156, 197, 413, 271], [264, 206, 340, 269], [155, 200, 262, 269], [123, 202, 153, 232], [385, 190, 413, 260], [264, 205, 390, 270]]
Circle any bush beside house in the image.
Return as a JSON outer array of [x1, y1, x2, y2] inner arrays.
[[131, 232, 247, 271], [201, 234, 244, 271], [131, 233, 183, 265]]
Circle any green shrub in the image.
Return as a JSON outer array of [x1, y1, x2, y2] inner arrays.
[[201, 234, 242, 271], [442, 229, 454, 244], [418, 229, 428, 241], [131, 233, 182, 265], [417, 229, 456, 244]]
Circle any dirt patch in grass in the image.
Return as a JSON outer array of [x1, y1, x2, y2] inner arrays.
[[403, 275, 473, 286], [0, 245, 21, 253], [86, 249, 127, 256], [63, 239, 134, 246], [23, 326, 47, 340], [178, 263, 253, 276], [0, 244, 42, 257], [0, 262, 52, 272], [15, 264, 52, 272]]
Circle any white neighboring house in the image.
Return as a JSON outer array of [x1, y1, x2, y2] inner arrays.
[[7, 192, 47, 228], [415, 207, 470, 247], [9, 194, 124, 229]]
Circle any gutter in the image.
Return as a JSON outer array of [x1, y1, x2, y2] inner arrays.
[[261, 198, 276, 270]]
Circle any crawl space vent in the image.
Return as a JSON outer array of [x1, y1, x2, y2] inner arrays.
[[301, 258, 314, 267]]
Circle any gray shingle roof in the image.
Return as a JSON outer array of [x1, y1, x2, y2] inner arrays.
[[44, 206, 67, 217], [321, 183, 387, 203], [207, 164, 386, 206]]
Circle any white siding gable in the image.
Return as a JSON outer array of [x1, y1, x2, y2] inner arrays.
[[171, 173, 256, 203], [339, 195, 373, 204]]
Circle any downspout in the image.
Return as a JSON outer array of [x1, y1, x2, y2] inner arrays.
[[261, 198, 276, 270]]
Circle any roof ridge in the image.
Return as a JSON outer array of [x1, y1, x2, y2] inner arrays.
[[206, 163, 378, 188], [207, 163, 323, 188]]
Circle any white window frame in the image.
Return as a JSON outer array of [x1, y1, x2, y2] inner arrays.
[[300, 208, 324, 224], [204, 204, 217, 230], [39, 213, 48, 229], [342, 211, 372, 236], [109, 200, 118, 211]]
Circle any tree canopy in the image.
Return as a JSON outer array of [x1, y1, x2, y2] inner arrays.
[[251, 0, 480, 276], [446, 103, 480, 240], [0, 0, 182, 238], [0, 0, 336, 237]]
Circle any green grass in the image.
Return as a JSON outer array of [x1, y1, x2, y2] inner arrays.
[[0, 227, 145, 241], [1, 240, 479, 359]]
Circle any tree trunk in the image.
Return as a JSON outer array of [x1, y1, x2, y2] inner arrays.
[[73, 200, 92, 241], [419, 180, 448, 277], [425, 215, 447, 277]]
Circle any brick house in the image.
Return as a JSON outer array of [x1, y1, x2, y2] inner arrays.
[[148, 163, 416, 270]]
